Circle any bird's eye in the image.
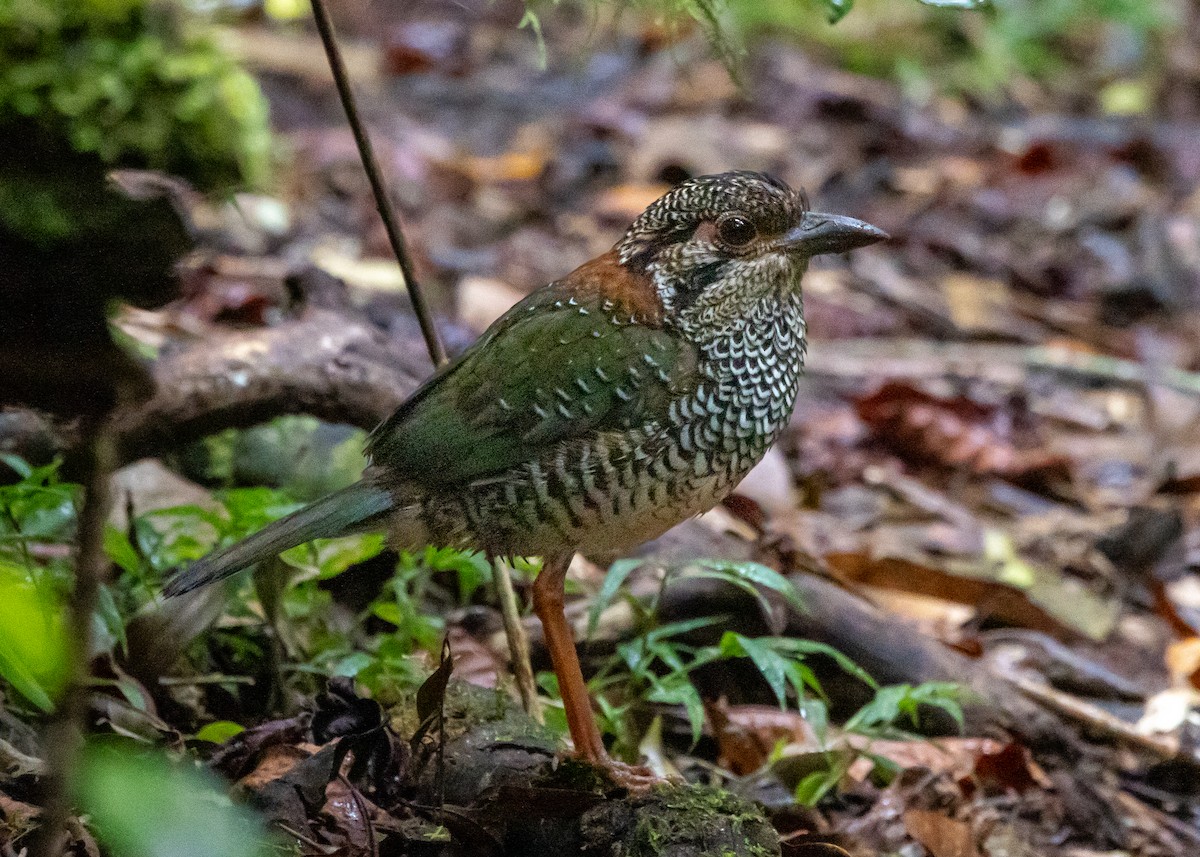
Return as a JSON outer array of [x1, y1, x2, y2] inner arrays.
[[717, 214, 756, 247]]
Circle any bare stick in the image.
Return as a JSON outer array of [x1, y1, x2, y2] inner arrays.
[[308, 0, 446, 367], [30, 421, 115, 857], [489, 557, 544, 723], [306, 0, 548, 731]]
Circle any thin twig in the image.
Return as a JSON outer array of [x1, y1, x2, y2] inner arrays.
[[30, 421, 115, 857], [489, 556, 544, 723], [308, 0, 446, 367], [304, 0, 553, 725]]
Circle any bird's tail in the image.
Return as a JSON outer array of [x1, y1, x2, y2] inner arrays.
[[163, 480, 394, 597]]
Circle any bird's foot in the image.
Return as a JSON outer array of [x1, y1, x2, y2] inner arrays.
[[578, 754, 675, 793]]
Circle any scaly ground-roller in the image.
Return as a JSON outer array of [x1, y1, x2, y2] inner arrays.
[[165, 171, 886, 784]]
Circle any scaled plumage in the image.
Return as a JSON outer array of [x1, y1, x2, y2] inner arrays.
[[163, 171, 885, 781]]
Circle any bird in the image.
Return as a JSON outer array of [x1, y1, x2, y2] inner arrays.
[[164, 171, 886, 785]]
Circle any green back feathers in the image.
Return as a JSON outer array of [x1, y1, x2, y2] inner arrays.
[[366, 286, 698, 486]]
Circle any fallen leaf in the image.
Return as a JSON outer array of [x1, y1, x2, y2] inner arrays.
[[1165, 637, 1200, 690], [593, 182, 671, 223], [855, 381, 1069, 482], [845, 737, 1007, 784], [825, 551, 1118, 640], [706, 698, 819, 775], [970, 741, 1044, 795], [902, 809, 981, 857]]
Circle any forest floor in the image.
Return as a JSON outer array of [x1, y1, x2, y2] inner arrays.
[[5, 2, 1200, 856]]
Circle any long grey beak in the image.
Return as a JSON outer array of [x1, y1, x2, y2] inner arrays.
[[782, 211, 888, 256]]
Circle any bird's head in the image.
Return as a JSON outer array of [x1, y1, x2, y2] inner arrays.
[[614, 171, 886, 335]]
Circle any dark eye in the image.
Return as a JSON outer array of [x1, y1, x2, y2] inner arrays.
[[717, 214, 756, 247]]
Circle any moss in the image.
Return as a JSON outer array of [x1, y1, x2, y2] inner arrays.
[[581, 784, 781, 857], [0, 0, 272, 243], [537, 756, 615, 794], [387, 679, 554, 748]]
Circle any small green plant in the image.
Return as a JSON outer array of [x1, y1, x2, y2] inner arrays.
[[727, 0, 1171, 103], [518, 0, 1169, 106], [516, 0, 987, 73], [577, 556, 969, 785]]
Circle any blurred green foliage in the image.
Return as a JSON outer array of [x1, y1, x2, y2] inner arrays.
[[522, 0, 1170, 104], [0, 455, 75, 712], [183, 417, 368, 502], [0, 565, 70, 712], [0, 0, 272, 243], [79, 740, 272, 857], [730, 0, 1172, 102]]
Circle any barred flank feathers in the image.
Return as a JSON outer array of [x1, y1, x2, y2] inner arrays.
[[162, 481, 393, 597]]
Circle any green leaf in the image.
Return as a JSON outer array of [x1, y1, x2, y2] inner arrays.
[[0, 562, 69, 712], [304, 533, 386, 579], [587, 558, 643, 638], [845, 684, 908, 732], [845, 682, 966, 734], [195, 721, 245, 744], [644, 615, 724, 645], [692, 559, 806, 616], [0, 454, 33, 479], [797, 698, 829, 743], [104, 525, 140, 575], [78, 741, 272, 857], [333, 652, 374, 677], [719, 633, 790, 708], [768, 638, 877, 689], [646, 673, 706, 745], [793, 767, 840, 806], [824, 0, 855, 25], [92, 583, 126, 655]]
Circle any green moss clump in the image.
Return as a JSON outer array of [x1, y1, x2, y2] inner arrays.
[[635, 786, 779, 857], [0, 0, 272, 243], [581, 784, 781, 857]]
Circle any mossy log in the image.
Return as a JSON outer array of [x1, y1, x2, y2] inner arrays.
[[388, 682, 781, 857]]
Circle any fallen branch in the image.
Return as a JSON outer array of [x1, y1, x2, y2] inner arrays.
[[111, 307, 429, 464]]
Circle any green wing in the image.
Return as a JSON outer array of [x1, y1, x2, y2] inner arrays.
[[366, 286, 697, 485]]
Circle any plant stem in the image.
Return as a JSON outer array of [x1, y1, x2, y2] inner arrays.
[[308, 0, 545, 733], [30, 421, 115, 857], [490, 557, 543, 723], [308, 0, 447, 367]]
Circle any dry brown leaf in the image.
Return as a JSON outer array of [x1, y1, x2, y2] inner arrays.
[[826, 552, 1076, 637], [902, 809, 981, 857], [969, 741, 1047, 794], [855, 381, 1069, 481], [321, 777, 376, 853], [237, 743, 315, 790], [593, 182, 671, 223], [1165, 637, 1200, 690], [446, 624, 503, 689], [844, 736, 1004, 783], [707, 698, 820, 775]]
